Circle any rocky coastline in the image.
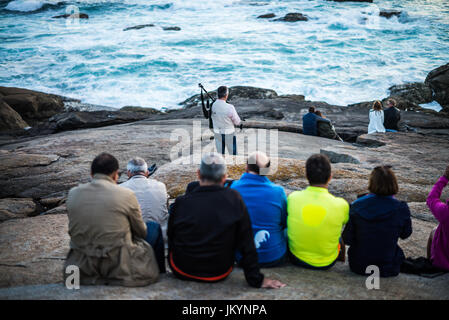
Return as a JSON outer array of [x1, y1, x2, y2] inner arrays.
[[1, 63, 448, 140], [0, 63, 449, 299]]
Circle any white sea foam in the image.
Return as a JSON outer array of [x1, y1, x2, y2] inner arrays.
[[1, 0, 448, 109], [5, 0, 49, 12]]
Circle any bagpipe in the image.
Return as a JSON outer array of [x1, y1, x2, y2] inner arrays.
[[198, 83, 215, 130]]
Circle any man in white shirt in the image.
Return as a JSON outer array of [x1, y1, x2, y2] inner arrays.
[[211, 86, 241, 155], [121, 157, 169, 242]]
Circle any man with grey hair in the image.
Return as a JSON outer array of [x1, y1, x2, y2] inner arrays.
[[168, 152, 286, 289], [231, 151, 288, 267], [121, 157, 168, 272], [211, 86, 241, 155], [121, 157, 168, 232]]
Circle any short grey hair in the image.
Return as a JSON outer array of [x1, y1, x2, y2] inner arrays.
[[199, 152, 226, 183], [127, 157, 148, 174], [217, 86, 229, 99]]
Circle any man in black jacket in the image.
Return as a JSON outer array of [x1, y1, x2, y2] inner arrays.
[[167, 152, 286, 289], [384, 99, 401, 132]]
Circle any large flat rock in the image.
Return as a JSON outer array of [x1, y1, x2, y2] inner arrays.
[[0, 215, 69, 288], [1, 119, 448, 201], [0, 213, 447, 299], [1, 118, 448, 299], [0, 198, 37, 222]]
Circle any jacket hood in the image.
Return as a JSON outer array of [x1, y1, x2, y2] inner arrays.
[[352, 194, 401, 221]]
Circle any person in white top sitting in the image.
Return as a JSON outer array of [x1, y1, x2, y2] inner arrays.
[[368, 100, 386, 134], [121, 157, 169, 242], [211, 86, 241, 155]]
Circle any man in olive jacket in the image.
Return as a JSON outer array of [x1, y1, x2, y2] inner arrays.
[[64, 153, 159, 287]]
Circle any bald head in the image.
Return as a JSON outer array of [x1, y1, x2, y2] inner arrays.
[[247, 151, 270, 176]]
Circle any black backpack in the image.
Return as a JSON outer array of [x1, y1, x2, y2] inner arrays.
[[401, 257, 446, 278]]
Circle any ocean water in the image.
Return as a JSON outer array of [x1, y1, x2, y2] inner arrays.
[[1, 0, 448, 110]]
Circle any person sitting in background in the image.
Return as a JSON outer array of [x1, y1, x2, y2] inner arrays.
[[384, 98, 401, 132], [342, 165, 412, 277], [211, 86, 241, 155], [231, 151, 288, 268], [64, 153, 160, 287], [168, 152, 286, 289], [121, 157, 168, 243], [368, 100, 386, 134], [426, 165, 449, 271], [302, 106, 319, 136], [314, 110, 343, 142], [287, 154, 349, 270]]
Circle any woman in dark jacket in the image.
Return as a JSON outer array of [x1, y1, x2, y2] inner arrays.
[[343, 166, 412, 277]]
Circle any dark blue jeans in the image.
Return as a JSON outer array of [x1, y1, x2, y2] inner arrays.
[[145, 221, 166, 273], [214, 133, 237, 155], [259, 252, 289, 268]]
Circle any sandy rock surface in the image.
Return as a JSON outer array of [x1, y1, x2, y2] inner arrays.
[[0, 117, 448, 299]]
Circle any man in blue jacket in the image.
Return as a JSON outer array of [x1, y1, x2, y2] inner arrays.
[[232, 151, 288, 267], [302, 106, 319, 136]]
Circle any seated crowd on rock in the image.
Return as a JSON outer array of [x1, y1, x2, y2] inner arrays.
[[64, 151, 449, 288]]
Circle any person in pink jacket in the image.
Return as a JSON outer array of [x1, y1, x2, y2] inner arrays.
[[426, 165, 449, 271]]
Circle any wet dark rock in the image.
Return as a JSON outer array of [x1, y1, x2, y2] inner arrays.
[[123, 24, 155, 31], [379, 10, 402, 19], [227, 86, 278, 100], [265, 109, 284, 120], [320, 149, 360, 164], [249, 2, 269, 6], [63, 100, 116, 112], [120, 106, 163, 114], [163, 26, 181, 31], [0, 99, 29, 132], [275, 13, 308, 22], [278, 94, 305, 102], [257, 13, 276, 19], [180, 86, 278, 108], [35, 111, 151, 133], [388, 82, 433, 105], [355, 134, 387, 147], [0, 87, 64, 126], [52, 13, 89, 19], [425, 63, 449, 112]]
